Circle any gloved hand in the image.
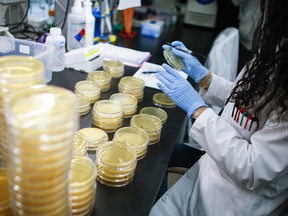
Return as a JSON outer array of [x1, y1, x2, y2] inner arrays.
[[156, 64, 208, 118], [162, 41, 209, 83]]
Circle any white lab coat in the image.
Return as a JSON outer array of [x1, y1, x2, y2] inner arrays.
[[149, 72, 288, 216]]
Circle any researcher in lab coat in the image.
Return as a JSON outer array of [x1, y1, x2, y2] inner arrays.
[[149, 0, 288, 215]]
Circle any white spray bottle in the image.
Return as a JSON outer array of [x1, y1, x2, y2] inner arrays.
[[66, 0, 85, 51], [84, 0, 95, 47]]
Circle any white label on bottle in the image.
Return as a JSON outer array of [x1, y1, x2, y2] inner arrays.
[[19, 45, 30, 55]]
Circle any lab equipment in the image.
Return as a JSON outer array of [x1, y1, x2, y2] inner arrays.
[[96, 141, 137, 187], [152, 92, 175, 108], [67, 0, 85, 51], [184, 0, 217, 28], [140, 107, 168, 124], [45, 27, 65, 72], [74, 80, 101, 103], [78, 127, 109, 151], [163, 41, 208, 83], [130, 114, 163, 145], [118, 76, 145, 102], [69, 157, 97, 215], [113, 127, 149, 160], [84, 0, 95, 47], [92, 100, 124, 133], [86, 70, 112, 92], [0, 36, 54, 83], [156, 64, 207, 118], [163, 47, 185, 71], [140, 19, 164, 38], [110, 93, 138, 118], [65, 44, 103, 72]]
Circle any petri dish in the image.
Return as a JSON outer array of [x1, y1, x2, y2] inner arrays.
[[103, 59, 124, 78], [163, 47, 185, 70], [73, 131, 87, 157], [78, 127, 109, 151], [69, 157, 97, 188], [86, 70, 112, 92], [109, 93, 138, 118], [153, 93, 176, 108], [96, 141, 137, 187], [74, 80, 101, 103], [113, 127, 149, 160], [76, 94, 91, 116], [140, 106, 168, 124], [96, 141, 137, 170], [130, 114, 162, 145]]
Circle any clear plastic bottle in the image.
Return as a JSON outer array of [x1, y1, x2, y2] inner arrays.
[[66, 0, 85, 51], [45, 27, 66, 72], [83, 0, 95, 47]]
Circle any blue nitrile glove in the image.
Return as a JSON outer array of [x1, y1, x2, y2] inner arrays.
[[156, 64, 208, 118], [162, 41, 209, 83]]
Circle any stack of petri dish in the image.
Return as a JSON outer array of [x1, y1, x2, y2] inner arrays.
[[92, 100, 124, 133], [118, 76, 145, 102], [0, 56, 45, 167], [74, 80, 101, 104], [73, 131, 88, 157], [152, 92, 176, 108], [109, 93, 138, 118], [96, 141, 137, 187], [5, 85, 78, 216], [140, 106, 168, 124], [78, 127, 109, 152], [103, 59, 124, 78], [130, 114, 163, 145], [76, 94, 91, 116], [69, 157, 97, 216], [0, 167, 12, 216], [86, 70, 112, 92], [113, 127, 149, 160]]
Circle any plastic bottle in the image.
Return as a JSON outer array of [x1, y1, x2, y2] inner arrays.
[[45, 27, 66, 72], [83, 0, 95, 47], [47, 3, 55, 29], [66, 0, 85, 51]]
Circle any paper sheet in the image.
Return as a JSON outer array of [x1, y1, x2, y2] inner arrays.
[[133, 62, 188, 90], [117, 0, 141, 10], [97, 43, 151, 67]]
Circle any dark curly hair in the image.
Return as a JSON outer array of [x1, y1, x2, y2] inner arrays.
[[227, 0, 288, 128]]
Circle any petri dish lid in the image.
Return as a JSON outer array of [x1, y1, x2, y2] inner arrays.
[[130, 114, 162, 132], [96, 141, 137, 169], [73, 131, 87, 150], [69, 157, 97, 187], [113, 127, 149, 149], [140, 106, 168, 123], [75, 80, 101, 93], [76, 94, 90, 107], [153, 93, 175, 108], [109, 93, 138, 107], [118, 76, 145, 90], [6, 85, 78, 127], [103, 59, 124, 68], [93, 100, 124, 118], [87, 70, 112, 82], [78, 127, 108, 149], [0, 56, 44, 81], [163, 48, 185, 71]]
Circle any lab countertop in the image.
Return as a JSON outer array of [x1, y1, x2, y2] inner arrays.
[[50, 21, 216, 216]]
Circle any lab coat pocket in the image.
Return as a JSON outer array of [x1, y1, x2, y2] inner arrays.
[[200, 168, 259, 216]]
